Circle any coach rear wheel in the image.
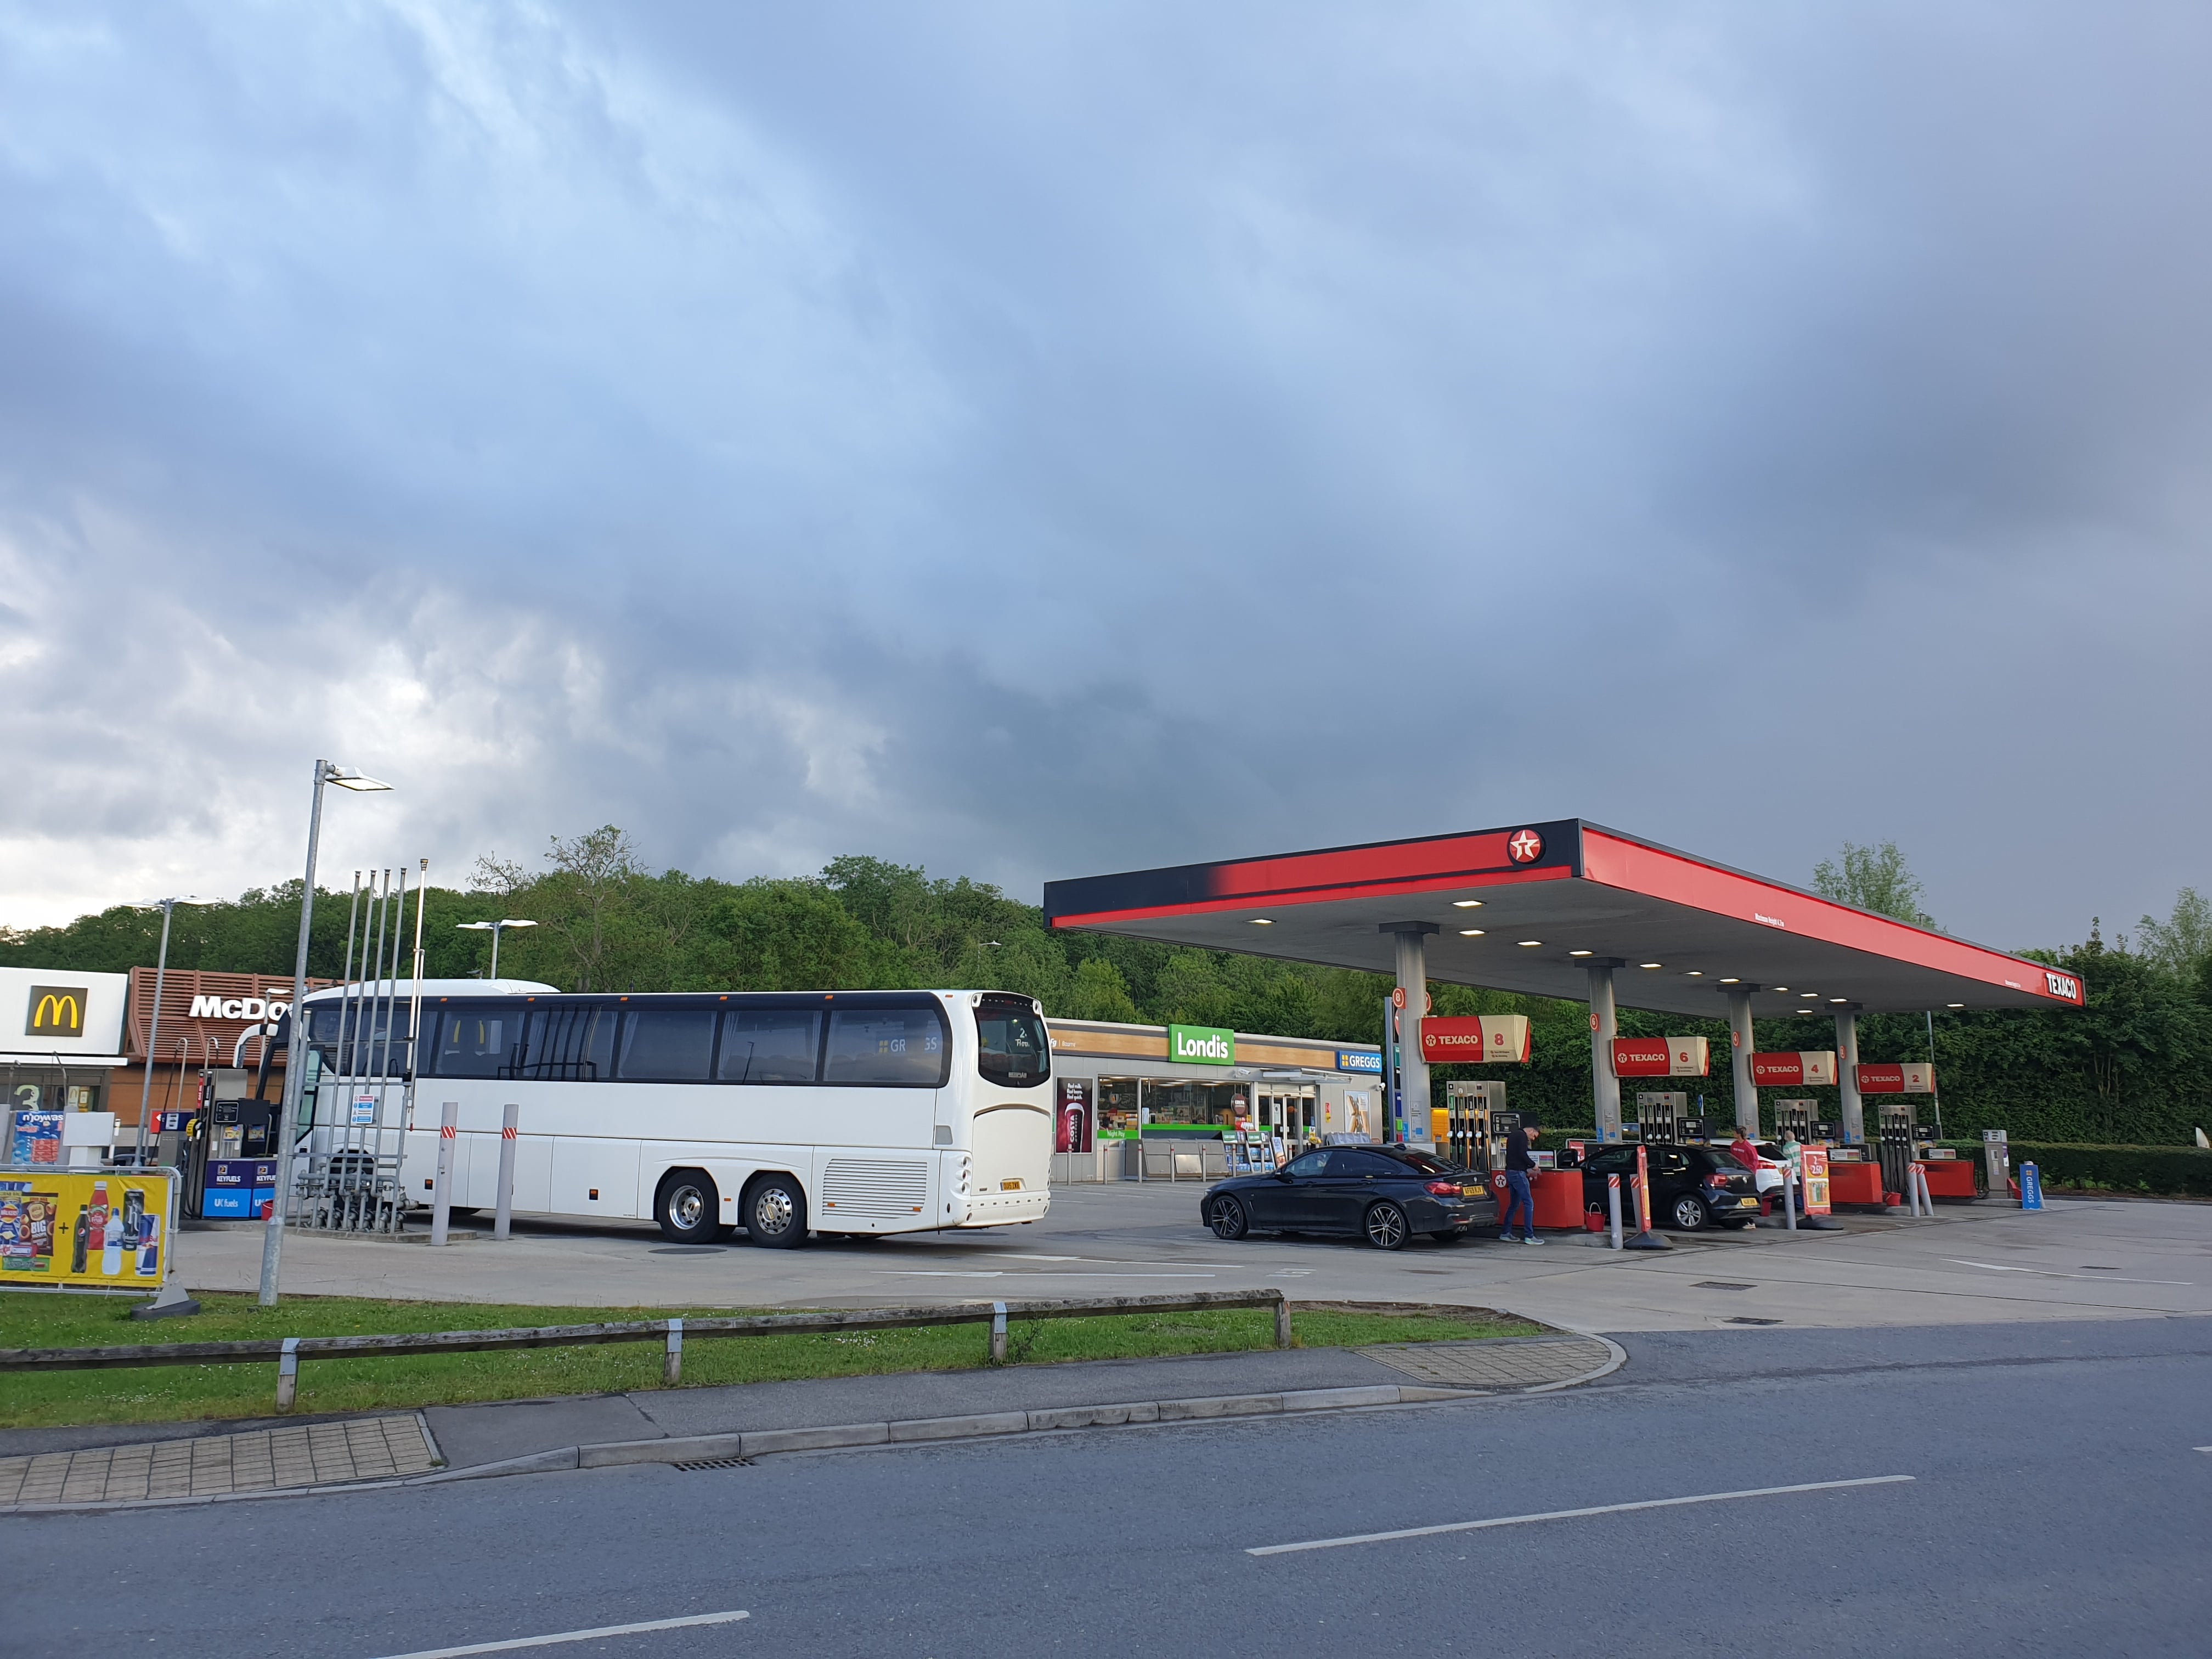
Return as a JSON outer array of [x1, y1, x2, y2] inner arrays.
[[744, 1173, 810, 1249]]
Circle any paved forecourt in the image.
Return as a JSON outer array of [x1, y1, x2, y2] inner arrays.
[[157, 1183, 2212, 1334]]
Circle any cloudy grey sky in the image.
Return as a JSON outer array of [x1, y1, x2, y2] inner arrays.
[[1, 2, 2206, 950]]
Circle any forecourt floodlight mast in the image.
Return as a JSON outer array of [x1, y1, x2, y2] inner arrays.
[[1043, 819, 2086, 1147]]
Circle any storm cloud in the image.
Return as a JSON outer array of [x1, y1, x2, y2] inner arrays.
[[1, 2, 2205, 947]]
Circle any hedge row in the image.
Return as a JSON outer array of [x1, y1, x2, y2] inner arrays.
[[1988, 1142, 2212, 1198]]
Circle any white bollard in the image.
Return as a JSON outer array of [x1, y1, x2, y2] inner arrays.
[[493, 1103, 519, 1242], [1784, 1170, 1798, 1231], [1607, 1175, 1623, 1250], [430, 1100, 459, 1246]]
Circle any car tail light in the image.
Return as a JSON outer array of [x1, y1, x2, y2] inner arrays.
[[1425, 1180, 1460, 1197], [1703, 1171, 1733, 1189]]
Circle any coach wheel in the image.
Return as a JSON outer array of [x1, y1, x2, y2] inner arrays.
[[655, 1170, 726, 1244], [745, 1173, 809, 1249]]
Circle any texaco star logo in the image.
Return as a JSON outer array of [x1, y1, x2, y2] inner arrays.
[[1507, 828, 1544, 864]]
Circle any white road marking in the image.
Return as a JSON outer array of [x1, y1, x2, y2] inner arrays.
[[890, 1270, 1217, 1279], [1944, 1259, 2190, 1286], [373, 1610, 749, 1659], [1246, 1476, 1914, 1556]]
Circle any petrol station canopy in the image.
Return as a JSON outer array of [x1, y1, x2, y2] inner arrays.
[[1043, 819, 2086, 1018]]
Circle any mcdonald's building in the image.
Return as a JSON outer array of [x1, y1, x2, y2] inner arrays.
[[1, 966, 129, 1122]]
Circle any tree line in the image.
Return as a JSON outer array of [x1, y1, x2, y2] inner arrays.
[[4, 832, 2206, 1147]]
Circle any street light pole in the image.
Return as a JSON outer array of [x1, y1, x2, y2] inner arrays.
[[131, 898, 190, 1166], [258, 759, 391, 1308], [458, 918, 538, 980]]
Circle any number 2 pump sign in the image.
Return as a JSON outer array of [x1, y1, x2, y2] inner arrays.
[[0, 1169, 176, 1289]]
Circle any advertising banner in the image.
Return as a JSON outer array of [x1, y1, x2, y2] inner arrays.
[[1800, 1147, 1831, 1216], [1750, 1051, 1838, 1087], [1167, 1024, 1235, 1065], [1610, 1037, 1709, 1078], [1419, 1014, 1531, 1064], [1856, 1062, 1936, 1094], [8, 1110, 64, 1166], [0, 1167, 173, 1288], [1056, 1080, 1092, 1154]]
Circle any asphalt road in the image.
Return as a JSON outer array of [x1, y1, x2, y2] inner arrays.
[[8, 1318, 2208, 1657]]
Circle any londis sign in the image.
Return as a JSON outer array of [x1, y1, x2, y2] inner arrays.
[[1610, 1036, 1709, 1078], [1167, 1024, 1234, 1065], [1419, 1015, 1531, 1064], [1750, 1051, 1837, 1087]]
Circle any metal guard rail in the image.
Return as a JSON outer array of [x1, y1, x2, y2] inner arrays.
[[0, 1288, 1291, 1373]]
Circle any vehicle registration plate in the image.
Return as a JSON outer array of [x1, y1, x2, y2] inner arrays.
[[1461, 1184, 1484, 1197]]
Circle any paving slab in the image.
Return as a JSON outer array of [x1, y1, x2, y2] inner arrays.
[[0, 1414, 436, 1508]]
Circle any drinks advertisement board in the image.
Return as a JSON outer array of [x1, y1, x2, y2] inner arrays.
[[1800, 1147, 1831, 1216], [1, 1167, 175, 1288], [8, 1110, 64, 1166]]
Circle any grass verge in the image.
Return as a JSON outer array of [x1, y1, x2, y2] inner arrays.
[[0, 1293, 1542, 1430]]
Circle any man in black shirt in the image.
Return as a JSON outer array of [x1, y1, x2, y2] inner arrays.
[[1500, 1120, 1542, 1244]]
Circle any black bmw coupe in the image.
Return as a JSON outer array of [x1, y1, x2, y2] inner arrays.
[[1199, 1144, 1495, 1250]]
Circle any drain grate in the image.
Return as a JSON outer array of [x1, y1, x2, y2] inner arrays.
[[674, 1457, 751, 1471], [1694, 1281, 1757, 1290], [1725, 1316, 1783, 1325]]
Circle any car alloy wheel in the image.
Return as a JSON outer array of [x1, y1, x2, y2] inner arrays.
[[1364, 1201, 1409, 1251], [1670, 1193, 1711, 1231], [1208, 1194, 1248, 1240]]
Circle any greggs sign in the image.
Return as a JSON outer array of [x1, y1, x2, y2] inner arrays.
[[1419, 1014, 1531, 1064], [1856, 1062, 1936, 1094], [1750, 1051, 1837, 1087], [1610, 1036, 1709, 1078]]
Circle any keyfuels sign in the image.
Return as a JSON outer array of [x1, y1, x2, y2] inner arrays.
[[1168, 1024, 1235, 1065]]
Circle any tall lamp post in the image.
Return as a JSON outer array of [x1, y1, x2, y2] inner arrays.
[[258, 760, 392, 1308], [458, 918, 538, 980], [131, 896, 204, 1166]]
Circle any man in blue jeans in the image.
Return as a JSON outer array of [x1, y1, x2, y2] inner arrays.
[[1499, 1120, 1542, 1244]]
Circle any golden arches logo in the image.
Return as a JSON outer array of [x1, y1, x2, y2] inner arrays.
[[26, 987, 86, 1037]]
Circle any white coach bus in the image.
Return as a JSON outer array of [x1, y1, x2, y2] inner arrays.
[[298, 983, 1054, 1245]]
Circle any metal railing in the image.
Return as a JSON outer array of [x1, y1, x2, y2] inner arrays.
[[0, 1289, 1293, 1410]]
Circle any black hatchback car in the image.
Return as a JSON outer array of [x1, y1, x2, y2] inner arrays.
[[1573, 1142, 1761, 1231], [1200, 1146, 1493, 1250]]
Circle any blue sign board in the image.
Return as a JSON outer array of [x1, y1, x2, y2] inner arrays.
[[2019, 1161, 2043, 1211], [1336, 1051, 1382, 1074]]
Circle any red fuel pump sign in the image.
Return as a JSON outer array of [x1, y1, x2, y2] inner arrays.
[[1750, 1051, 1837, 1087], [1610, 1036, 1709, 1077]]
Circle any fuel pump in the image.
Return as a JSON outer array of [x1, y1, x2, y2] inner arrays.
[[1877, 1103, 1915, 1200], [1634, 1092, 1687, 1146], [1774, 1100, 1815, 1142], [1443, 1080, 1503, 1171]]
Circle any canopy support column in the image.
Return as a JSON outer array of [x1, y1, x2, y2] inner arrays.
[[1835, 1005, 1864, 1146], [1382, 923, 1438, 1147], [1726, 986, 1760, 1136], [1587, 959, 1623, 1142]]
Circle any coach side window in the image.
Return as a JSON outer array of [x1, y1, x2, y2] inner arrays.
[[823, 1007, 947, 1087], [717, 1011, 822, 1084], [433, 1004, 512, 1079], [616, 1007, 717, 1082], [517, 1006, 617, 1082]]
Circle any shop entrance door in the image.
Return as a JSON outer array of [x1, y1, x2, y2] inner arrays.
[[1257, 1087, 1314, 1149]]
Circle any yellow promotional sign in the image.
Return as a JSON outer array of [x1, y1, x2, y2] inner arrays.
[[0, 1168, 174, 1288], [1800, 1147, 1832, 1217]]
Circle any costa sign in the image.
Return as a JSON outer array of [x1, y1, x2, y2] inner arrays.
[[1419, 1014, 1531, 1064], [1855, 1062, 1936, 1094], [1750, 1051, 1837, 1087], [1610, 1036, 1709, 1078]]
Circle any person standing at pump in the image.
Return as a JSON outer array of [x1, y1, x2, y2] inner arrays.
[[1779, 1127, 1805, 1211], [1499, 1120, 1542, 1244]]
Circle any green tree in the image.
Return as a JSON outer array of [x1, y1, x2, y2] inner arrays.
[[1812, 840, 1937, 928], [2135, 888, 2212, 980]]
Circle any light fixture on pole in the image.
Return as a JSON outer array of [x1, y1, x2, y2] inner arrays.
[[258, 761, 393, 1309], [458, 918, 537, 980], [132, 896, 205, 1165]]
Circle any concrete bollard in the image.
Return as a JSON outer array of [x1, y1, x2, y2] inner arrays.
[[664, 1318, 683, 1386], [493, 1103, 519, 1242], [990, 1301, 1009, 1365], [430, 1100, 459, 1246], [275, 1336, 300, 1412], [1273, 1295, 1293, 1349]]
